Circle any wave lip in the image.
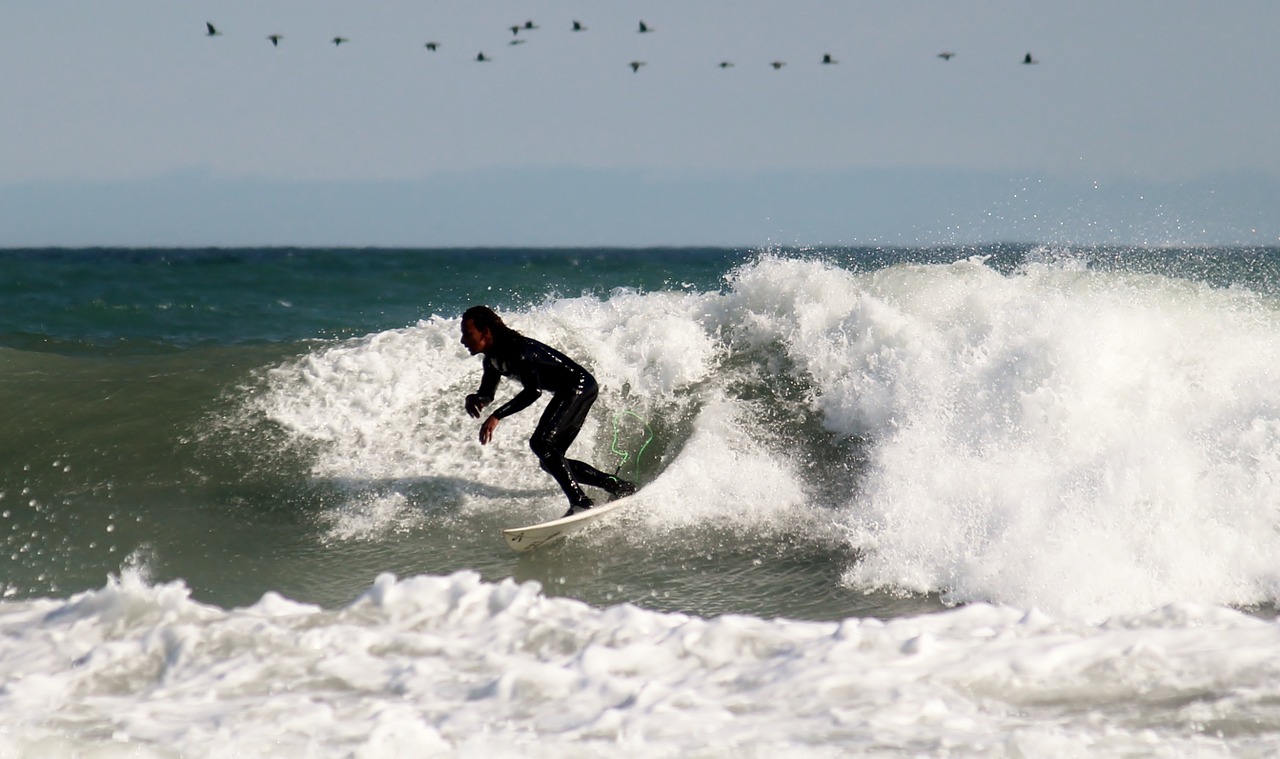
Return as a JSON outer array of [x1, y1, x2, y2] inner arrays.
[[716, 254, 1280, 618]]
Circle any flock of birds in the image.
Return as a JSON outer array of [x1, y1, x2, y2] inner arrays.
[[203, 20, 1042, 71]]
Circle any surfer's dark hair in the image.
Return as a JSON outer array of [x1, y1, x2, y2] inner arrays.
[[462, 305, 520, 341]]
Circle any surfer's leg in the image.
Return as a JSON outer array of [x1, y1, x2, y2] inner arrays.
[[530, 390, 595, 511], [565, 459, 636, 498], [541, 385, 635, 497]]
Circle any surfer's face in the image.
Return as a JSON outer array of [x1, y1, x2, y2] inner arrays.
[[460, 318, 492, 355]]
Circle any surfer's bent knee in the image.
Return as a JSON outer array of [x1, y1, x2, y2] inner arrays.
[[529, 433, 556, 462]]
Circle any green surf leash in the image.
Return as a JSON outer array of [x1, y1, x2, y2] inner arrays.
[[610, 409, 653, 477]]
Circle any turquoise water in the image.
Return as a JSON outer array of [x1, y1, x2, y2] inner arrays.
[[0, 248, 742, 351]]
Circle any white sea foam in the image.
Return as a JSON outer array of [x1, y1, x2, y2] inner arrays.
[[250, 254, 1280, 619], [253, 296, 717, 486], [2, 570, 1279, 757], [720, 254, 1280, 618], [320, 490, 421, 542], [252, 288, 817, 541]]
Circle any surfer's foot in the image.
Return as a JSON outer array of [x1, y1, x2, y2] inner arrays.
[[564, 499, 594, 518], [607, 476, 637, 499]]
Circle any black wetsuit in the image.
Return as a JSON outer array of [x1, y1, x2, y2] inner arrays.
[[472, 333, 618, 509]]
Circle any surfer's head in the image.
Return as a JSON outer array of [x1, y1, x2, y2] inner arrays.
[[461, 305, 517, 354]]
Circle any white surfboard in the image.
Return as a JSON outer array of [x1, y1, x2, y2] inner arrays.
[[502, 496, 635, 553]]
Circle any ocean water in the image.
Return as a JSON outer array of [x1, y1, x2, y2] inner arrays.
[[5, 246, 1280, 756]]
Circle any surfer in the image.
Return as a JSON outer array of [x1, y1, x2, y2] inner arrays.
[[460, 306, 636, 517]]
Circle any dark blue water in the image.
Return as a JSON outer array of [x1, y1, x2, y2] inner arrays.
[[0, 248, 749, 354]]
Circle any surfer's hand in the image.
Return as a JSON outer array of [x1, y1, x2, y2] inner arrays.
[[479, 415, 500, 445], [465, 394, 486, 418]]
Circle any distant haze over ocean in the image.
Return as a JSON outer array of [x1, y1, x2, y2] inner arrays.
[[3, 166, 1275, 248]]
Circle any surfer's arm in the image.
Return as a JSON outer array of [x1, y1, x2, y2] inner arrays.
[[491, 387, 541, 419], [477, 386, 538, 445], [475, 343, 540, 442], [466, 362, 502, 418], [490, 350, 543, 420]]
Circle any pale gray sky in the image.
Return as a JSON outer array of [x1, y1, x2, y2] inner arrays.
[[1, 1, 1277, 246]]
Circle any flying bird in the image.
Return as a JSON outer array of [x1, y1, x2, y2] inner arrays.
[[268, 34, 282, 47], [425, 42, 439, 52], [629, 61, 646, 72], [572, 21, 587, 32], [718, 61, 735, 69], [1023, 52, 1038, 64], [771, 61, 786, 70], [476, 52, 491, 62], [332, 37, 348, 46], [937, 51, 956, 60], [205, 22, 221, 37], [638, 21, 653, 33], [509, 39, 526, 46], [523, 21, 539, 31], [510, 25, 521, 36], [821, 54, 837, 65]]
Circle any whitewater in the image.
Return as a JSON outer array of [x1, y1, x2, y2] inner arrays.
[[4, 248, 1280, 756]]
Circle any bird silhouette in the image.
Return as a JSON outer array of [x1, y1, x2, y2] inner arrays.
[[268, 34, 282, 47], [205, 22, 221, 37], [425, 42, 439, 52], [509, 39, 526, 46], [638, 21, 653, 33], [476, 52, 491, 62], [771, 61, 786, 70], [332, 37, 348, 46], [1023, 52, 1038, 64], [509, 25, 521, 36], [523, 21, 539, 31], [629, 61, 646, 72], [719, 61, 735, 69], [937, 51, 956, 61], [821, 54, 837, 65], [572, 21, 587, 32]]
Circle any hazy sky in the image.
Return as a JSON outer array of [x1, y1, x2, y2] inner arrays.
[[2, 1, 1277, 247]]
